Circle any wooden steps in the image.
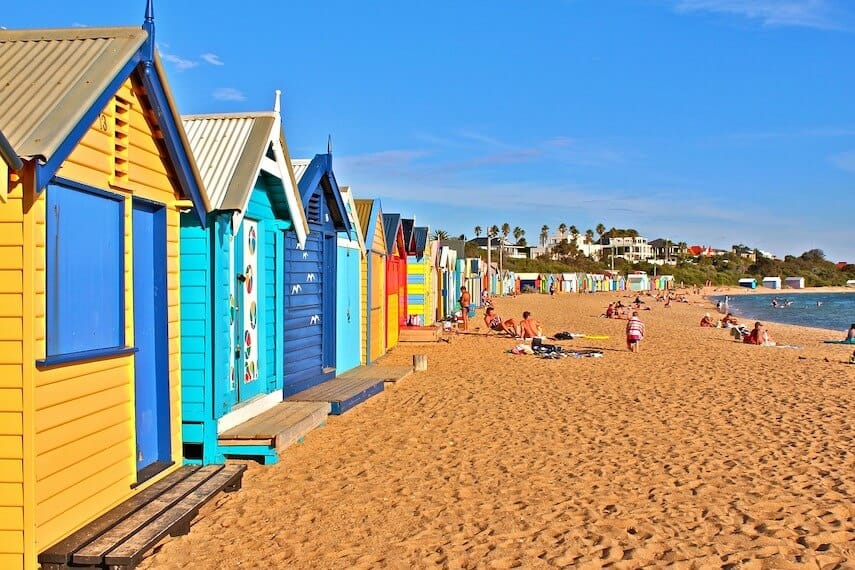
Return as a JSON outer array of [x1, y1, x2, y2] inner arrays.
[[38, 464, 245, 570], [398, 325, 442, 342], [284, 365, 411, 414], [218, 401, 331, 464]]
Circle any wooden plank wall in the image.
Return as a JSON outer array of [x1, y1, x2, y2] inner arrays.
[[0, 174, 26, 569], [31, 76, 186, 552]]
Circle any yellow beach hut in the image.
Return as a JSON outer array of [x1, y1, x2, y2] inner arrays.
[[354, 199, 387, 364], [0, 16, 211, 569]]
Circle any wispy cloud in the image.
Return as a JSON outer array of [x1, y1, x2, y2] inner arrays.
[[729, 126, 855, 141], [830, 149, 855, 171], [671, 0, 841, 29], [201, 53, 224, 66], [212, 87, 246, 101], [161, 51, 198, 71]]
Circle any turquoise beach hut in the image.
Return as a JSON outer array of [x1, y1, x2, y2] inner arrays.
[[284, 154, 352, 396], [179, 93, 310, 464], [336, 186, 365, 374]]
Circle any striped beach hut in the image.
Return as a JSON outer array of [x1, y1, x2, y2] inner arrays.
[[383, 214, 407, 348], [335, 186, 365, 374], [354, 199, 386, 364], [283, 154, 352, 396], [0, 18, 210, 566], [406, 226, 434, 326], [178, 93, 309, 465]]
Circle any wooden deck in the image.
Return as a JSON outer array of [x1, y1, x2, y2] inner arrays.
[[218, 401, 331, 464], [285, 365, 412, 414], [398, 325, 442, 343], [38, 464, 245, 570]]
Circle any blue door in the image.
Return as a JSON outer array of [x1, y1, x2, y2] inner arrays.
[[133, 201, 171, 479], [322, 233, 337, 368]]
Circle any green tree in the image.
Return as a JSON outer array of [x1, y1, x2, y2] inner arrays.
[[569, 225, 579, 242], [474, 225, 482, 238], [501, 222, 511, 240], [585, 229, 594, 244], [431, 229, 449, 240], [513, 226, 524, 242], [596, 223, 606, 241], [558, 223, 567, 239]]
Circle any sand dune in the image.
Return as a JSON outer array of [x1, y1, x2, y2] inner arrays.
[[140, 291, 855, 569]]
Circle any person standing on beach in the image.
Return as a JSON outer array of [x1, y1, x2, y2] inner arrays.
[[459, 286, 471, 331], [626, 311, 645, 352]]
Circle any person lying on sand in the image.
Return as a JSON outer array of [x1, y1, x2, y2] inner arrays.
[[483, 307, 519, 338], [520, 311, 544, 339]]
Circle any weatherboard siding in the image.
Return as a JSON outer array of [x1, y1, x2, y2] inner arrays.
[[0, 178, 25, 567], [30, 76, 186, 552]]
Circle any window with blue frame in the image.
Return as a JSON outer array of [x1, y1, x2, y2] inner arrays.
[[46, 181, 125, 357]]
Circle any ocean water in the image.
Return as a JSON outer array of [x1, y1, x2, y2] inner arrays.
[[709, 292, 855, 334]]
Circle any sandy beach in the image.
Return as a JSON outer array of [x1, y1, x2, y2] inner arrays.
[[140, 290, 855, 569]]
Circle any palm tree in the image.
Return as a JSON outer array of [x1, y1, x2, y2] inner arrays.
[[540, 225, 549, 247], [501, 223, 510, 239], [596, 223, 606, 242], [489, 224, 499, 238], [569, 225, 579, 244], [432, 229, 449, 241], [512, 226, 523, 242], [558, 223, 567, 240], [474, 225, 482, 238], [585, 229, 594, 244]]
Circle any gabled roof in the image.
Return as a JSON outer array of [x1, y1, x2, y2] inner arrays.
[[355, 198, 387, 256], [293, 153, 352, 234], [401, 218, 415, 253], [338, 186, 365, 252], [383, 213, 402, 256], [354, 199, 374, 241], [413, 227, 429, 254], [0, 131, 23, 171], [182, 98, 309, 246], [0, 23, 210, 224]]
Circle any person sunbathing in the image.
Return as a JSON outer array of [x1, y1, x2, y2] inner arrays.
[[520, 311, 544, 339], [699, 313, 714, 327], [483, 307, 519, 338], [720, 313, 739, 327], [743, 322, 775, 346]]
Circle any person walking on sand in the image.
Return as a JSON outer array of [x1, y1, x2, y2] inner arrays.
[[459, 286, 471, 331], [626, 311, 645, 352]]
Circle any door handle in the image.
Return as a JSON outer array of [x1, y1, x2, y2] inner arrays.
[[234, 345, 241, 359]]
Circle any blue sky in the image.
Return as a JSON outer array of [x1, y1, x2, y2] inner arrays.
[[4, 1, 854, 262]]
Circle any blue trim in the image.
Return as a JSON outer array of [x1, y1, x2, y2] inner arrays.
[[138, 65, 207, 227], [297, 154, 352, 234], [330, 380, 384, 415], [45, 179, 126, 357], [36, 346, 138, 368], [35, 54, 142, 193]]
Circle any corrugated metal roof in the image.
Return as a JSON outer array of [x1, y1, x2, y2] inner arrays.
[[413, 227, 429, 254], [0, 130, 22, 170], [0, 26, 147, 159], [292, 159, 311, 183], [383, 213, 401, 256], [182, 113, 275, 211], [354, 199, 374, 241]]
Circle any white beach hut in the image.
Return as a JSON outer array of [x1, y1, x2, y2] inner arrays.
[[762, 276, 782, 289], [784, 276, 805, 289], [561, 273, 578, 293]]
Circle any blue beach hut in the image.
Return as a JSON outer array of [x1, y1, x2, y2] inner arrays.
[[179, 93, 309, 464], [335, 186, 365, 374], [284, 154, 352, 396]]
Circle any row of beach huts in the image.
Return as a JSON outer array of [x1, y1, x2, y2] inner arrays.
[[0, 13, 689, 570]]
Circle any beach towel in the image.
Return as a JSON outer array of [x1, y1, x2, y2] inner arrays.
[[823, 339, 855, 344]]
